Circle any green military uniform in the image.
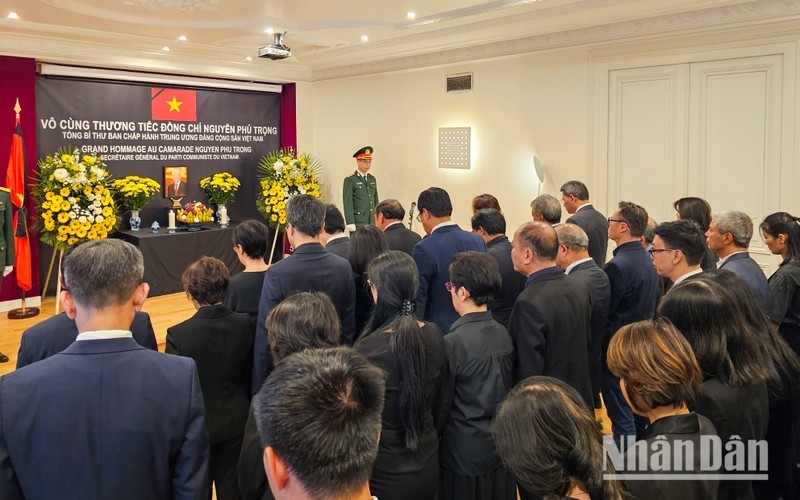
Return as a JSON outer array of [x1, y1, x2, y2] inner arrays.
[[343, 147, 378, 229], [0, 188, 15, 272]]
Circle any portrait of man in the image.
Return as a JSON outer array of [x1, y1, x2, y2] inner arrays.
[[164, 166, 188, 197]]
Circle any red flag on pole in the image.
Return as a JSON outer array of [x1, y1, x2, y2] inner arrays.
[[5, 108, 32, 291]]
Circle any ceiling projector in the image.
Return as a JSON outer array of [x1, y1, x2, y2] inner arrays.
[[259, 32, 291, 60]]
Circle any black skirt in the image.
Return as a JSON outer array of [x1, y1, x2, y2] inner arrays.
[[438, 465, 517, 500]]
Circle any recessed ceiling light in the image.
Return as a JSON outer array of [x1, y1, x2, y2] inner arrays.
[[178, 35, 187, 41], [245, 56, 252, 61], [265, 27, 274, 34], [407, 11, 415, 19], [361, 35, 369, 42], [7, 12, 20, 20], [162, 46, 170, 52]]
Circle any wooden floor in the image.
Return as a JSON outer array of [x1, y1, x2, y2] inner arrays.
[[0, 292, 196, 376]]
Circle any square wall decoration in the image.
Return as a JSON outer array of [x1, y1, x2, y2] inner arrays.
[[439, 127, 471, 169]]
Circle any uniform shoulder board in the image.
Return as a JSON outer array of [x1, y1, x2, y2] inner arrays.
[[347, 172, 356, 178], [0, 187, 10, 192]]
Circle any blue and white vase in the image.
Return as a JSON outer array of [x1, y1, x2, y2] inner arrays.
[[130, 210, 141, 231]]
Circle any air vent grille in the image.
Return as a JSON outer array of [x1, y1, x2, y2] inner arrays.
[[446, 73, 472, 93]]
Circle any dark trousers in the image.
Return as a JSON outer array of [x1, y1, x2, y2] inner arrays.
[[601, 368, 646, 449], [210, 435, 244, 500], [589, 331, 604, 405]]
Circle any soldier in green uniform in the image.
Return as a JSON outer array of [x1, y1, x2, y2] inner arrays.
[[0, 187, 15, 363], [342, 146, 379, 232]]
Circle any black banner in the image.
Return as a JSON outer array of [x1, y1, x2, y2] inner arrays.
[[35, 76, 281, 226]]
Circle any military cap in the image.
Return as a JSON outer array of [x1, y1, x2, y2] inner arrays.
[[353, 146, 373, 160]]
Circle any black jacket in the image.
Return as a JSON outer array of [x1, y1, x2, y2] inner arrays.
[[566, 204, 609, 267], [17, 311, 157, 369], [691, 377, 769, 500], [324, 236, 350, 260], [166, 304, 253, 443], [383, 222, 421, 256], [508, 268, 593, 409], [486, 235, 526, 328], [435, 311, 514, 475], [623, 413, 720, 500]]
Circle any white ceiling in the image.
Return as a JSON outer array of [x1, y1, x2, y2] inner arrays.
[[1, 0, 797, 82]]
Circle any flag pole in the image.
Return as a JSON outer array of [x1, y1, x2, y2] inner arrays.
[[6, 98, 39, 319]]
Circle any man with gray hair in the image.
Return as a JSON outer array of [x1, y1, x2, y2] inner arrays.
[[706, 210, 768, 306], [560, 180, 608, 267], [509, 221, 593, 409], [0, 239, 210, 499], [555, 223, 610, 410], [530, 194, 562, 226]]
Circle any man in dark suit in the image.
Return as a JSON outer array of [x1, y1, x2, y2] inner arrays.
[[167, 166, 187, 197], [651, 219, 706, 285], [561, 180, 608, 267], [0, 239, 209, 499], [320, 204, 350, 260], [471, 208, 526, 328], [706, 210, 769, 306], [508, 221, 593, 410], [555, 223, 610, 410], [413, 187, 485, 333], [604, 201, 660, 446], [17, 310, 157, 369], [253, 194, 355, 393], [375, 199, 421, 255]]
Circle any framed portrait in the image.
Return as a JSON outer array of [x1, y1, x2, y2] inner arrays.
[[164, 166, 188, 198]]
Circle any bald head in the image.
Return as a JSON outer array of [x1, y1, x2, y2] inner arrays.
[[515, 222, 558, 261]]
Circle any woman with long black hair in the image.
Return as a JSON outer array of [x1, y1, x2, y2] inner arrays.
[[355, 251, 446, 500], [658, 279, 769, 500], [349, 224, 389, 339], [701, 270, 800, 499], [760, 212, 800, 355]]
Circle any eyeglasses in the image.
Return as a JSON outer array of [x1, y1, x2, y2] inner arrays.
[[357, 159, 372, 163], [444, 281, 454, 292], [647, 247, 676, 258], [416, 213, 421, 222], [607, 218, 627, 224]]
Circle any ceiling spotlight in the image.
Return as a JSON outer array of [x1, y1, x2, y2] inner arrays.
[[265, 27, 274, 34], [361, 35, 369, 42], [407, 11, 415, 19], [245, 56, 253, 61], [7, 12, 20, 20], [178, 35, 187, 41], [162, 46, 170, 52]]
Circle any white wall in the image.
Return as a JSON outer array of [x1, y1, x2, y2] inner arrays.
[[299, 23, 800, 278], [303, 47, 591, 236]]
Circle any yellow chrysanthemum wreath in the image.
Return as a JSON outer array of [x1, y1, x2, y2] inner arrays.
[[34, 148, 119, 249]]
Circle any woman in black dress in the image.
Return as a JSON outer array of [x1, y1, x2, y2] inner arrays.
[[608, 318, 719, 499], [355, 251, 446, 500], [702, 270, 800, 499], [760, 212, 800, 355], [349, 225, 388, 339], [659, 279, 770, 500], [673, 196, 717, 270], [166, 256, 254, 500]]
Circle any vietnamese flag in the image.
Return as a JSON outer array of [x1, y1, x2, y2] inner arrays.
[[151, 88, 197, 121], [5, 116, 32, 291]]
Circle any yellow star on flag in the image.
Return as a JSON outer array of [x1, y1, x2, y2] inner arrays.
[[167, 96, 183, 112]]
